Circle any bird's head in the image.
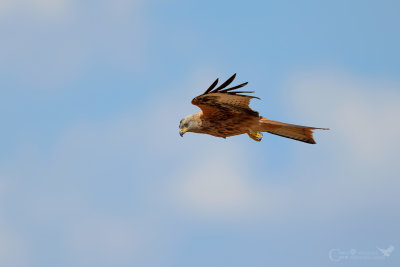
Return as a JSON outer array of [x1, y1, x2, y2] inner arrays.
[[179, 114, 200, 137]]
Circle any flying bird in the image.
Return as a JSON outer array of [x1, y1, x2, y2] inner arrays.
[[179, 74, 328, 144]]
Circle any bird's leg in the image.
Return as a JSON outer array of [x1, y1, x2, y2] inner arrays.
[[248, 129, 263, 142]]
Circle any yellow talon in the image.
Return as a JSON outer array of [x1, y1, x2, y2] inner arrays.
[[248, 129, 263, 142]]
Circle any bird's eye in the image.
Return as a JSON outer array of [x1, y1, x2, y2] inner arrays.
[[184, 123, 189, 128]]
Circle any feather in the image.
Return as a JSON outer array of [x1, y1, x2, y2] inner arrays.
[[204, 78, 219, 94], [227, 90, 254, 94], [213, 73, 236, 91], [193, 74, 260, 117], [219, 82, 248, 92], [201, 74, 256, 99], [231, 94, 260, 99]]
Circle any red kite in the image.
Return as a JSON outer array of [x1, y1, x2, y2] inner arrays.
[[179, 74, 328, 144]]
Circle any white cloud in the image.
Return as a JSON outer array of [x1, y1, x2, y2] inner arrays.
[[29, 0, 69, 18], [0, 0, 147, 89], [286, 70, 400, 166], [0, 0, 70, 20], [0, 0, 143, 20], [174, 149, 258, 219], [0, 224, 28, 267], [0, 179, 28, 266], [274, 70, 400, 220], [66, 216, 153, 266]]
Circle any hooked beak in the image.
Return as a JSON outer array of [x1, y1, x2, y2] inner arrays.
[[179, 128, 188, 137]]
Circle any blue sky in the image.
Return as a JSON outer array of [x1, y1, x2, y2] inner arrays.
[[0, 0, 399, 266]]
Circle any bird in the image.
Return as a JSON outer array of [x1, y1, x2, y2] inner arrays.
[[179, 74, 328, 144]]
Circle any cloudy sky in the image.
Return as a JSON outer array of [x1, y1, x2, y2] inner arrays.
[[1, 0, 399, 266]]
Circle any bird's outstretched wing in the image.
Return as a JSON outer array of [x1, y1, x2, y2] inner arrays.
[[191, 73, 260, 119]]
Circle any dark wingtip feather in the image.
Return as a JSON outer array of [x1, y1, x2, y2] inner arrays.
[[219, 82, 248, 93], [228, 90, 254, 94], [201, 74, 259, 99], [213, 73, 237, 91], [203, 78, 219, 94]]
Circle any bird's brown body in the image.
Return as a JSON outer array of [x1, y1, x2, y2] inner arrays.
[[189, 112, 258, 138], [179, 74, 328, 144]]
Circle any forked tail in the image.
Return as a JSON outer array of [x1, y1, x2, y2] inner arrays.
[[258, 117, 329, 144]]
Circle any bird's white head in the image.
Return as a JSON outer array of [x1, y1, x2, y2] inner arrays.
[[179, 114, 200, 137]]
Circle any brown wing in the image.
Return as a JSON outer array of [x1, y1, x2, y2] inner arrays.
[[191, 74, 260, 119]]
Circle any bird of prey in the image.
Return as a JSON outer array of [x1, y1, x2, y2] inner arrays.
[[179, 74, 328, 144]]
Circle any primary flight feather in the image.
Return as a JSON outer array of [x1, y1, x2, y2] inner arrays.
[[179, 74, 328, 144]]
